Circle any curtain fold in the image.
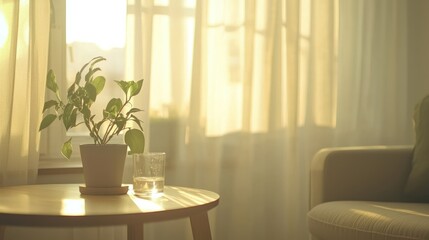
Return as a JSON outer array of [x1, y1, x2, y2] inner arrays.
[[0, 0, 50, 186]]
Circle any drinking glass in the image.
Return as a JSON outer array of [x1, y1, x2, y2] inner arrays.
[[132, 152, 166, 197]]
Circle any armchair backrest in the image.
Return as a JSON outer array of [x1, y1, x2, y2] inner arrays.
[[310, 146, 413, 208]]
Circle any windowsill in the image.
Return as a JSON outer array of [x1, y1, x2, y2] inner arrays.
[[38, 155, 134, 175], [38, 158, 83, 175]]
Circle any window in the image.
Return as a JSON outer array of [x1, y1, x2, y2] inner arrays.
[[40, 0, 129, 160], [40, 0, 196, 160]]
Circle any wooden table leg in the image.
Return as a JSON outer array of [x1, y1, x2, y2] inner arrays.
[[128, 223, 144, 240], [190, 212, 212, 240]]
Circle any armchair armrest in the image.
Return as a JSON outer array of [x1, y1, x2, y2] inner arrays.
[[310, 146, 413, 208]]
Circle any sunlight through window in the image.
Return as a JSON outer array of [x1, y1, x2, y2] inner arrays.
[[66, 0, 126, 50], [65, 0, 127, 137]]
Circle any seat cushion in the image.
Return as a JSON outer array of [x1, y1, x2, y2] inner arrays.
[[308, 201, 429, 240]]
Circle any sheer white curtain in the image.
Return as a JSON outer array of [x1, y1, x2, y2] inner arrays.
[[0, 0, 50, 185], [335, 0, 410, 146], [125, 0, 410, 239]]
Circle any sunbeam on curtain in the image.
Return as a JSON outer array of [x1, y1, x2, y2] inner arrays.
[[0, 0, 49, 185], [125, 0, 339, 239]]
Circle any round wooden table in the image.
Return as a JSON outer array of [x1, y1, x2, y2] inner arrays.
[[0, 184, 219, 240]]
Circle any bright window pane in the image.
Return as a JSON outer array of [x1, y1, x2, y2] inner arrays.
[[66, 0, 126, 49], [65, 0, 127, 135]]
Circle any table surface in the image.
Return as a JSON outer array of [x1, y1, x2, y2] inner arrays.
[[0, 184, 220, 227]]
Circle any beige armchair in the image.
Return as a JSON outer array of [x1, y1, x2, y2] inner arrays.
[[307, 146, 429, 240]]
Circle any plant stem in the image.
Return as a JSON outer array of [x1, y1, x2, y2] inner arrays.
[[101, 95, 131, 144]]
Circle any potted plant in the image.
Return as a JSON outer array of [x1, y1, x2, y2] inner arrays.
[[39, 56, 145, 194]]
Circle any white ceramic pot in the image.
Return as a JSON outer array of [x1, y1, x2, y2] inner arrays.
[[80, 144, 127, 188]]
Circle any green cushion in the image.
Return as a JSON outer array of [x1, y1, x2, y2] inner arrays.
[[405, 95, 429, 201]]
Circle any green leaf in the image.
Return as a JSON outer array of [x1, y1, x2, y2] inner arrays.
[[69, 94, 82, 109], [89, 56, 106, 68], [90, 76, 106, 94], [105, 98, 122, 117], [126, 108, 143, 116], [73, 87, 87, 107], [46, 69, 58, 93], [124, 129, 145, 154], [74, 71, 82, 85], [115, 80, 144, 97], [78, 61, 92, 77], [85, 67, 101, 82], [67, 83, 76, 98], [62, 104, 75, 130], [39, 114, 57, 131], [115, 80, 130, 95], [61, 138, 73, 159], [84, 83, 97, 102], [129, 80, 143, 97], [102, 109, 109, 119], [81, 105, 91, 120], [95, 120, 104, 130], [42, 100, 58, 113], [114, 117, 127, 134], [81, 56, 105, 82], [70, 108, 78, 128], [130, 114, 144, 130]]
